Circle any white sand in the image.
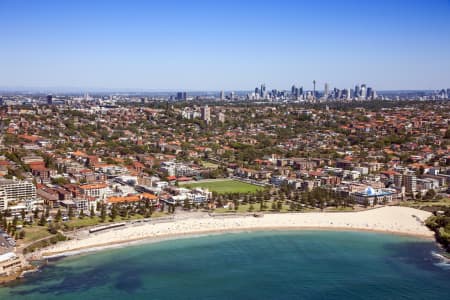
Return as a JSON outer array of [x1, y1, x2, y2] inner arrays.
[[41, 206, 433, 258]]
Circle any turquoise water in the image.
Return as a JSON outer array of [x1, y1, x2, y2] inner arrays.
[[1, 231, 449, 300]]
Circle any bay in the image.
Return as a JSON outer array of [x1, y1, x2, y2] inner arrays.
[[1, 230, 449, 300]]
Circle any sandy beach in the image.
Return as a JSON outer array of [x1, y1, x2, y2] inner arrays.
[[40, 206, 433, 258]]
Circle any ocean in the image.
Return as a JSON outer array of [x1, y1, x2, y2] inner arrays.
[[1, 230, 449, 300]]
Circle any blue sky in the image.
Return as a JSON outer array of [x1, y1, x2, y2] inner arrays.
[[0, 0, 449, 91]]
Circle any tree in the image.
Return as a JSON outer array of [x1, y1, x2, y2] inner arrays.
[[111, 205, 118, 221], [68, 206, 74, 220], [363, 198, 369, 208], [248, 204, 254, 212], [183, 198, 191, 210], [271, 201, 277, 210], [19, 230, 25, 239], [90, 206, 95, 218], [33, 207, 39, 219], [100, 205, 107, 222], [20, 209, 26, 221], [79, 209, 85, 219], [424, 189, 436, 201], [290, 201, 296, 211], [48, 223, 58, 234], [149, 204, 153, 216], [38, 213, 47, 226], [55, 209, 62, 222], [277, 201, 283, 211]]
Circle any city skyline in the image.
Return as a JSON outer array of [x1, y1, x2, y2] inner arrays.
[[0, 0, 449, 91]]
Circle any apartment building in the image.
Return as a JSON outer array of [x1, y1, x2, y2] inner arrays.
[[0, 179, 36, 206]]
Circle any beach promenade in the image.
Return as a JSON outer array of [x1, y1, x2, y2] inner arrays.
[[40, 206, 433, 258]]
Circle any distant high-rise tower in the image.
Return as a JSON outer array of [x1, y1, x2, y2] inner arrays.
[[313, 80, 316, 100], [46, 94, 53, 105], [354, 85, 360, 98], [220, 91, 225, 100], [346, 88, 351, 100], [176, 92, 187, 101], [324, 83, 329, 99], [260, 84, 266, 98], [360, 84, 367, 100], [366, 87, 373, 100]]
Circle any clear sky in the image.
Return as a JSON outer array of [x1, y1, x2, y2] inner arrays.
[[0, 0, 449, 91]]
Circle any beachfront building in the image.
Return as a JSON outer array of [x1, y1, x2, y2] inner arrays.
[[107, 193, 158, 205], [351, 186, 394, 206], [79, 183, 110, 200], [0, 187, 7, 211], [0, 252, 24, 276], [0, 179, 36, 211]]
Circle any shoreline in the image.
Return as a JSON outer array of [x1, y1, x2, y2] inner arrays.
[[41, 225, 435, 260], [38, 206, 435, 259]]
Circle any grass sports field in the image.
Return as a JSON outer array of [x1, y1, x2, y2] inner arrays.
[[181, 179, 264, 194]]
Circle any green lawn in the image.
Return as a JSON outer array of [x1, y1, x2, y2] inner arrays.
[[200, 161, 219, 169], [214, 202, 293, 213], [400, 198, 450, 208], [63, 212, 169, 230], [22, 226, 53, 243], [181, 179, 264, 194], [64, 216, 102, 230]]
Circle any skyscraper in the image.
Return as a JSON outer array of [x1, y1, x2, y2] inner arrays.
[[176, 92, 187, 101], [47, 94, 53, 105], [313, 80, 316, 100], [260, 84, 266, 98], [291, 85, 297, 97], [220, 90, 225, 100], [324, 82, 329, 99], [366, 87, 373, 100], [360, 84, 367, 100], [354, 85, 360, 99], [372, 90, 377, 100]]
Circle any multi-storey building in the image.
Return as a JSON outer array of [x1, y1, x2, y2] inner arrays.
[[0, 187, 7, 211], [404, 174, 417, 194], [0, 179, 36, 211]]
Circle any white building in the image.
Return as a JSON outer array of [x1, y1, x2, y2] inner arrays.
[[351, 186, 394, 206], [0, 179, 36, 211]]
